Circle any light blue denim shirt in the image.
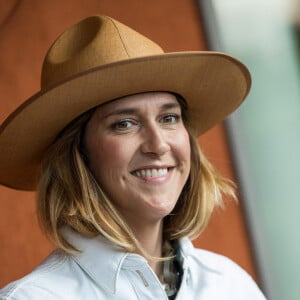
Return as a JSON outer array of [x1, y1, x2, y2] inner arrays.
[[0, 227, 267, 299]]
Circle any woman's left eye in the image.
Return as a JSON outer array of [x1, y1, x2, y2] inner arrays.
[[160, 114, 180, 124]]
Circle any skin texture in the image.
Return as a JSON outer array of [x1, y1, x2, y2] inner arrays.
[[84, 92, 191, 270]]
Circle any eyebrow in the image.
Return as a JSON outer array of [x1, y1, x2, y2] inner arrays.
[[102, 102, 181, 119]]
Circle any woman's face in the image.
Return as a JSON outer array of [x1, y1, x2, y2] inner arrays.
[[84, 92, 191, 224]]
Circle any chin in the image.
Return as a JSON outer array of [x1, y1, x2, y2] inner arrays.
[[146, 201, 177, 219]]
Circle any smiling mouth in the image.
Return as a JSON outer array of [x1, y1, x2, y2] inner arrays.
[[132, 168, 169, 178]]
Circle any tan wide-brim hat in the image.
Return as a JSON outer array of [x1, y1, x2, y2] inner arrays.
[[0, 15, 251, 191]]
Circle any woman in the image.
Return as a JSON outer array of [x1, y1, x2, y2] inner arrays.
[[0, 15, 266, 299]]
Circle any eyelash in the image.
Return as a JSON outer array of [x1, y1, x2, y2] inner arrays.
[[160, 113, 180, 124], [110, 113, 181, 132], [110, 119, 136, 131]]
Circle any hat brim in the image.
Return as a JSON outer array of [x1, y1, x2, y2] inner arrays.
[[0, 51, 251, 190]]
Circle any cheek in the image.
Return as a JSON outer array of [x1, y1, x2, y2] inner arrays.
[[174, 128, 191, 164], [87, 136, 129, 178], [93, 141, 117, 166]]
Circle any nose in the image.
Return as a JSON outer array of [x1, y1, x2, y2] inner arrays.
[[140, 124, 170, 156]]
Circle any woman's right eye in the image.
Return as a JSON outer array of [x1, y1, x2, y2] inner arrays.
[[110, 119, 136, 131]]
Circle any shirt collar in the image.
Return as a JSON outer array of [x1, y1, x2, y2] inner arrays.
[[61, 227, 147, 294], [178, 236, 195, 257], [61, 227, 194, 294]]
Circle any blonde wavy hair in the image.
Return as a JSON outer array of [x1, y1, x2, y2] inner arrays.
[[37, 95, 236, 256]]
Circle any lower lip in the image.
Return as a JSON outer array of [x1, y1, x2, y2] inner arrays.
[[134, 168, 173, 183]]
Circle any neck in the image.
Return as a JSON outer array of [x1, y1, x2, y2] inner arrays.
[[129, 219, 164, 276]]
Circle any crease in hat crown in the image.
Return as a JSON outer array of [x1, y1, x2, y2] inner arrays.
[[41, 15, 164, 89]]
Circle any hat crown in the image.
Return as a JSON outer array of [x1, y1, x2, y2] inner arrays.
[[41, 15, 164, 88]]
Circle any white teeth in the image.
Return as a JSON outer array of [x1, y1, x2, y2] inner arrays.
[[152, 169, 158, 177], [134, 168, 168, 177], [158, 169, 165, 176]]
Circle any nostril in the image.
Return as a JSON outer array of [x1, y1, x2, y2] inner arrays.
[[140, 138, 170, 155], [139, 125, 171, 155]]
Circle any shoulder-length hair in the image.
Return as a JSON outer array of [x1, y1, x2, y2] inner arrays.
[[37, 95, 235, 257]]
